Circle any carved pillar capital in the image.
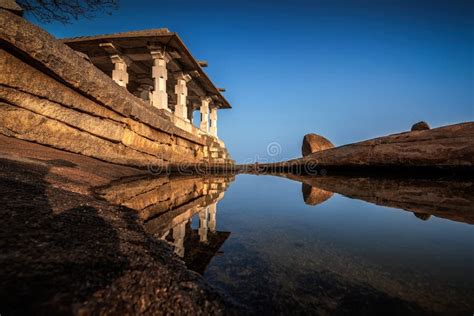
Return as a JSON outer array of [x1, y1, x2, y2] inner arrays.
[[110, 54, 129, 87], [150, 50, 170, 63], [202, 96, 213, 103], [174, 71, 192, 82]]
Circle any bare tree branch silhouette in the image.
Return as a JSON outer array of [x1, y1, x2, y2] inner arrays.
[[17, 0, 118, 24]]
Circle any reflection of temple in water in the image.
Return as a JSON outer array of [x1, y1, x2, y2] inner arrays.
[[161, 198, 231, 274], [159, 192, 230, 274], [96, 174, 233, 273]]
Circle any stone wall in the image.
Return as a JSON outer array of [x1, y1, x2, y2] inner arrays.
[[0, 9, 232, 169]]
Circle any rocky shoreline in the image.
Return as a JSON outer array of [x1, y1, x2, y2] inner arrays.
[[0, 135, 237, 315], [239, 122, 474, 175]]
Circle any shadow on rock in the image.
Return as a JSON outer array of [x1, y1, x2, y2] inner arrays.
[[0, 158, 127, 315], [0, 158, 232, 315]]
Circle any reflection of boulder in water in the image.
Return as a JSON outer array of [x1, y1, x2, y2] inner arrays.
[[281, 173, 474, 226], [414, 213, 431, 221], [302, 183, 334, 206]]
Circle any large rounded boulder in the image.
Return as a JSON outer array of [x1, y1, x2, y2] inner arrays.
[[411, 121, 430, 131], [302, 133, 334, 157]]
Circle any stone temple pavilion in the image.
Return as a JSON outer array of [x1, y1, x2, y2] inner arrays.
[[61, 29, 230, 142]]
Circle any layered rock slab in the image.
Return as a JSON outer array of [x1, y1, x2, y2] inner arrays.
[[303, 122, 474, 169]]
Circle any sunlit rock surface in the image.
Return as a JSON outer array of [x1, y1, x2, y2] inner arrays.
[[304, 122, 474, 169], [302, 133, 335, 157]]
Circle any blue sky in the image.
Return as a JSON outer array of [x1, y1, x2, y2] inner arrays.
[[32, 0, 473, 163]]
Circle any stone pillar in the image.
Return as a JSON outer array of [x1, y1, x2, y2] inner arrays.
[[198, 207, 209, 243], [209, 203, 217, 233], [110, 55, 129, 87], [200, 97, 211, 133], [210, 107, 218, 137], [151, 51, 170, 111], [174, 73, 192, 121], [172, 221, 186, 257]]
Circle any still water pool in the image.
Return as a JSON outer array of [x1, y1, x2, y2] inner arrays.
[[182, 174, 474, 315], [109, 173, 474, 314]]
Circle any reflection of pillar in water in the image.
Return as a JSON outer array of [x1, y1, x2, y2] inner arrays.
[[172, 221, 186, 257], [209, 202, 217, 233], [199, 207, 209, 243]]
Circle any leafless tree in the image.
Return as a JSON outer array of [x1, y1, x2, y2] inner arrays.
[[17, 0, 119, 24]]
